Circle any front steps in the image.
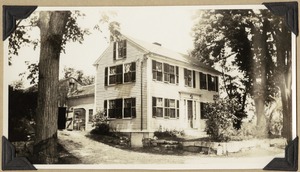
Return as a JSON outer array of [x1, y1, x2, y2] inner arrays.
[[183, 129, 208, 139]]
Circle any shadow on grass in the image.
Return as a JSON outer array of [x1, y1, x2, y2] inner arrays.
[[56, 143, 81, 164]]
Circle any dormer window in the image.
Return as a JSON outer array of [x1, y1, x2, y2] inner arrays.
[[113, 40, 127, 60]]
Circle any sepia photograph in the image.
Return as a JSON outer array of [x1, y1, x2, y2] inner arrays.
[[2, 3, 297, 170]]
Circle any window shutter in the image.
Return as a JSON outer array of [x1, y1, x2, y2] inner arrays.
[[104, 67, 108, 86], [132, 98, 136, 118], [215, 76, 219, 92], [176, 100, 179, 118], [175, 66, 179, 84], [152, 97, 156, 117], [152, 60, 156, 70], [104, 100, 107, 116], [113, 42, 116, 60], [123, 40, 127, 59], [116, 65, 123, 84], [116, 99, 123, 119], [152, 60, 157, 80], [164, 98, 169, 107], [164, 63, 169, 82], [199, 72, 202, 89], [131, 62, 136, 71], [207, 74, 212, 91], [193, 70, 196, 88], [152, 97, 156, 106], [131, 62, 136, 82]]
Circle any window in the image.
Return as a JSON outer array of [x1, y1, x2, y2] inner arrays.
[[113, 40, 127, 60], [208, 75, 219, 92], [176, 100, 179, 118], [104, 67, 108, 86], [106, 63, 136, 86], [153, 60, 178, 84], [104, 100, 107, 116], [163, 63, 170, 83], [124, 98, 136, 118], [153, 97, 179, 119], [88, 109, 93, 122], [184, 69, 192, 87], [124, 62, 136, 83], [200, 72, 207, 89], [104, 98, 136, 119], [200, 102, 208, 119], [193, 70, 196, 88], [165, 99, 176, 118], [152, 60, 163, 81], [152, 97, 163, 117], [108, 99, 122, 119], [175, 66, 179, 84], [164, 64, 176, 84], [109, 65, 123, 85]]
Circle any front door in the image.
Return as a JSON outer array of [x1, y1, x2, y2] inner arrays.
[[187, 100, 193, 128]]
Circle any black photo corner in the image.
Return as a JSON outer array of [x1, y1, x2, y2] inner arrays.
[[1, 1, 299, 171]]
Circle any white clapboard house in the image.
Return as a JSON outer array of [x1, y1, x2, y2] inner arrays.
[[93, 35, 221, 146]]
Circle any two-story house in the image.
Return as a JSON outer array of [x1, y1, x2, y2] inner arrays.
[[93, 35, 221, 146]]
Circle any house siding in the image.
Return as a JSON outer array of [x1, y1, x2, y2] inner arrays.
[[95, 37, 220, 134], [95, 41, 148, 131], [148, 55, 218, 132]]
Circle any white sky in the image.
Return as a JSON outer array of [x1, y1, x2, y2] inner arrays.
[[5, 6, 200, 88]]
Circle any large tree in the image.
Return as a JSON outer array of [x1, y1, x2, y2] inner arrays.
[[8, 10, 112, 163], [191, 9, 292, 140]]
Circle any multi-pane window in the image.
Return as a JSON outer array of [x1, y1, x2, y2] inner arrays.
[[200, 102, 208, 119], [105, 62, 136, 86], [124, 62, 136, 83], [208, 74, 219, 92], [124, 98, 136, 118], [113, 40, 127, 60], [200, 72, 207, 89], [152, 60, 163, 81], [153, 97, 179, 119], [164, 64, 176, 84], [152, 97, 163, 117], [164, 99, 176, 118], [109, 65, 123, 85], [108, 99, 122, 119], [184, 69, 192, 87], [104, 98, 136, 119], [153, 60, 178, 84], [163, 63, 170, 83]]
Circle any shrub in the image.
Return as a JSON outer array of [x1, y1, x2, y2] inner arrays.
[[205, 98, 240, 142], [90, 123, 110, 135], [154, 129, 183, 139], [91, 110, 110, 135]]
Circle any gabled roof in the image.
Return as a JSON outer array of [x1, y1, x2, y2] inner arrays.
[[68, 84, 94, 98], [94, 35, 221, 74]]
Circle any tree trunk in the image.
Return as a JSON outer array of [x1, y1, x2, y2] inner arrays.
[[274, 23, 292, 141], [254, 97, 268, 137], [277, 48, 292, 141], [33, 11, 70, 164]]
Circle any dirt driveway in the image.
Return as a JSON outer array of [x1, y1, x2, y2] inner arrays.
[[57, 130, 284, 168]]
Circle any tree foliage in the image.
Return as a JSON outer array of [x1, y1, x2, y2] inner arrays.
[[205, 98, 239, 142], [7, 10, 114, 163], [63, 67, 95, 85], [191, 9, 292, 139]]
